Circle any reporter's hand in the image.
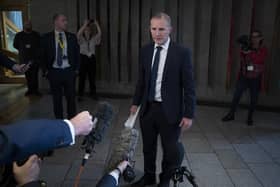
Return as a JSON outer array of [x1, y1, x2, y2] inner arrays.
[[179, 117, 193, 132], [70, 111, 94, 136], [13, 155, 41, 186], [117, 160, 129, 174], [12, 64, 29, 73], [130, 105, 138, 115]]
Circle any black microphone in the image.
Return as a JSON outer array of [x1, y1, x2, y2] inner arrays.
[[81, 102, 113, 166]]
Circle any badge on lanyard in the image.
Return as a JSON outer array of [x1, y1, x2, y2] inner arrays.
[[247, 65, 254, 71], [25, 44, 31, 48]]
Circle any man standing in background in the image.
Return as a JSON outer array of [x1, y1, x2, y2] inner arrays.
[[13, 20, 41, 96], [41, 14, 80, 119]]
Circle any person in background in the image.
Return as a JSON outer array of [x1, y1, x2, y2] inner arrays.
[[41, 13, 80, 119], [222, 30, 268, 126], [13, 20, 41, 96], [77, 19, 101, 101]]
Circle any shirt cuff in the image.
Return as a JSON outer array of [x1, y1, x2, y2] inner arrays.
[[109, 170, 120, 186], [63, 119, 75, 145]]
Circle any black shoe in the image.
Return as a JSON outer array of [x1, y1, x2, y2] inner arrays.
[[90, 94, 99, 100], [247, 119, 253, 126], [24, 91, 32, 96], [33, 91, 42, 96], [131, 174, 156, 187], [222, 112, 235, 122]]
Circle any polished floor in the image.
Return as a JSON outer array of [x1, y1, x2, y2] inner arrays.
[[1, 84, 280, 187]]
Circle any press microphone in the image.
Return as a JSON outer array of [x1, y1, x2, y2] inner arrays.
[[81, 101, 113, 166], [105, 107, 140, 182]]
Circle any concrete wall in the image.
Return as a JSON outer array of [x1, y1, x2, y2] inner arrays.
[[26, 0, 280, 107]]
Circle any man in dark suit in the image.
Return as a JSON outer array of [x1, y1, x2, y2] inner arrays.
[[130, 13, 196, 187], [41, 13, 80, 119], [13, 20, 41, 96]]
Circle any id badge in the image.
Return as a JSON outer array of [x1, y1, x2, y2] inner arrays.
[[25, 44, 31, 48], [247, 65, 254, 71]]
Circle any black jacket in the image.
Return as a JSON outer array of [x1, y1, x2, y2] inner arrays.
[[133, 42, 196, 124], [40, 31, 80, 72]]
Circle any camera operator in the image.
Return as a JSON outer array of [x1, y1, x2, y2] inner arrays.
[[222, 30, 268, 126]]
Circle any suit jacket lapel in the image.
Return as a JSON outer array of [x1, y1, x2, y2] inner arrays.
[[50, 31, 56, 57], [65, 32, 70, 55], [162, 41, 173, 82], [146, 44, 154, 79]]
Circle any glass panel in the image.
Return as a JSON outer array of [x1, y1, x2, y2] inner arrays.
[[1, 11, 23, 52]]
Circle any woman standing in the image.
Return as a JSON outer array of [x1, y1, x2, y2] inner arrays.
[[77, 19, 101, 101]]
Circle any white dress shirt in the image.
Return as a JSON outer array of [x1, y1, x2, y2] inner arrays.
[[53, 30, 70, 69], [152, 37, 170, 102], [78, 34, 101, 57]]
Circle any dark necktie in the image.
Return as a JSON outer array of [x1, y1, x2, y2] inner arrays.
[[148, 46, 162, 102], [57, 33, 63, 67]]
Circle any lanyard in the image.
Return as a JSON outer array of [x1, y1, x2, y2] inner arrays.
[[57, 35, 65, 49]]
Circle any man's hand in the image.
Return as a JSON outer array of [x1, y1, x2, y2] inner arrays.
[[13, 155, 41, 186], [130, 105, 138, 115], [70, 111, 94, 136], [117, 160, 129, 174], [179, 117, 193, 131], [12, 63, 30, 73]]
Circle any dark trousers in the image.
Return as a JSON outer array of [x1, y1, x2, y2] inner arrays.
[[25, 63, 39, 93], [230, 75, 261, 119], [78, 54, 96, 96], [48, 68, 76, 119], [140, 102, 184, 182]]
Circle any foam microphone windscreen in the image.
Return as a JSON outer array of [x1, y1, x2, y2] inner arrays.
[[105, 127, 139, 172], [82, 102, 114, 154]]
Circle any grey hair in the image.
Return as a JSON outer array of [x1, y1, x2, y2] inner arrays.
[[151, 12, 172, 27]]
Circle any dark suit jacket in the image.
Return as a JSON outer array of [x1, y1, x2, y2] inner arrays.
[[0, 119, 73, 164], [133, 42, 196, 124], [0, 52, 16, 70], [96, 174, 117, 187], [40, 31, 80, 72]]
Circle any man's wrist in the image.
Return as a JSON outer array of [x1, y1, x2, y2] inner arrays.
[[63, 119, 75, 145]]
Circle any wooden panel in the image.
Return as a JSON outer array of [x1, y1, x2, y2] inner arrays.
[[165, 0, 178, 42], [79, 0, 87, 26], [141, 0, 152, 46], [152, 0, 165, 14], [89, 0, 97, 19], [213, 0, 232, 91], [119, 0, 130, 82], [130, 0, 140, 83], [108, 0, 119, 82], [99, 0, 109, 81], [195, 0, 213, 90], [178, 0, 195, 50]]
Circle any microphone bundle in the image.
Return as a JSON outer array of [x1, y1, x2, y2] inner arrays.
[[74, 102, 114, 187], [105, 107, 140, 183], [80, 101, 114, 166]]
